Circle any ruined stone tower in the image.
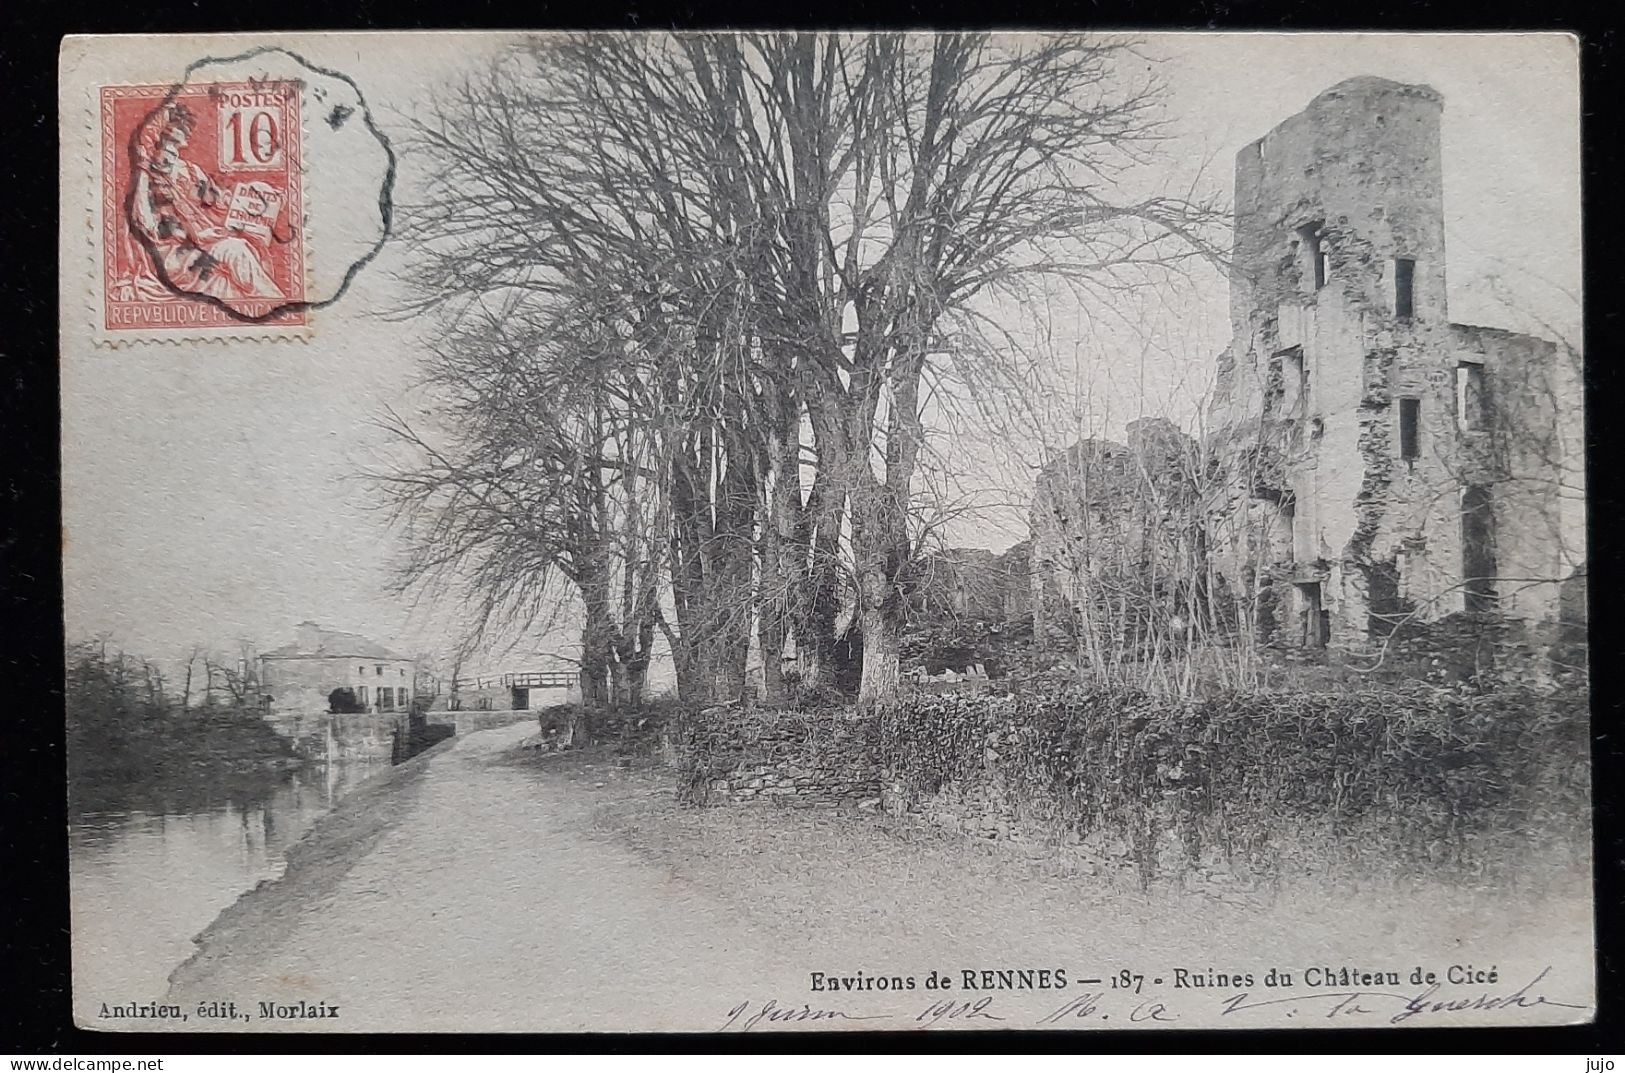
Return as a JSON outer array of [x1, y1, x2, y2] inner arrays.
[[1206, 76, 1570, 651]]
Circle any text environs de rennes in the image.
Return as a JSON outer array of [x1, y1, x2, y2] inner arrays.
[[807, 965, 1502, 993], [810, 969, 1069, 993]]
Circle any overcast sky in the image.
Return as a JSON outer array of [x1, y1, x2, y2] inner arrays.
[[60, 32, 1581, 672]]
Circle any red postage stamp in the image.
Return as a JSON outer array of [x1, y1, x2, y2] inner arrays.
[[100, 81, 306, 332]]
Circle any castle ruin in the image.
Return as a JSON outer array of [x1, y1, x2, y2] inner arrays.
[[1035, 76, 1582, 659]]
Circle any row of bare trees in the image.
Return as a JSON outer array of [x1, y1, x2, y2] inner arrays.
[[378, 33, 1216, 718], [69, 640, 261, 715]]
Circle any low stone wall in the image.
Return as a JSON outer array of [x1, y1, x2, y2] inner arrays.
[[426, 708, 535, 735], [265, 709, 405, 762], [668, 680, 1587, 889], [1378, 612, 1568, 688], [671, 707, 882, 809], [881, 778, 1043, 844], [877, 685, 1590, 884]]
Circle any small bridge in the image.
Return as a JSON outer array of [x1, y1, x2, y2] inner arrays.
[[466, 671, 576, 691], [455, 670, 575, 712]]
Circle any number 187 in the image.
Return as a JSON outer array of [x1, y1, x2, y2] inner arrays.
[[1110, 970, 1144, 994]]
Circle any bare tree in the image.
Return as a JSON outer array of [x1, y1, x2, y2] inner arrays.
[[180, 644, 204, 712], [391, 32, 1219, 707], [374, 298, 667, 735], [665, 33, 1221, 702], [203, 640, 261, 708], [391, 37, 804, 711]]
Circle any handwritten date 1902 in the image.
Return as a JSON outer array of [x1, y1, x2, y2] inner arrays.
[[916, 996, 1005, 1025]]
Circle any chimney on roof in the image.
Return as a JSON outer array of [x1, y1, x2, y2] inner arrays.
[[295, 621, 323, 652]]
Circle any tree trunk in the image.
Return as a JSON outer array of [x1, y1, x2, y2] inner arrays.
[[579, 566, 614, 731], [577, 664, 608, 711], [616, 623, 654, 713], [759, 613, 787, 705], [791, 409, 845, 693], [758, 439, 792, 706], [700, 413, 758, 706], [851, 479, 909, 707], [857, 602, 902, 707], [626, 662, 647, 711], [790, 516, 843, 693], [836, 297, 930, 706], [667, 422, 722, 708], [756, 455, 788, 702], [669, 636, 700, 706]]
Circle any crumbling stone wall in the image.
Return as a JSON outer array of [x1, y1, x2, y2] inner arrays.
[[912, 541, 1031, 625], [1029, 417, 1202, 644], [1451, 323, 1574, 621], [1380, 613, 1555, 687], [671, 707, 881, 808]]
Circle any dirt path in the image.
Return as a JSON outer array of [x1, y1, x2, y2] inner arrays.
[[165, 724, 800, 1032], [155, 723, 1594, 1035]]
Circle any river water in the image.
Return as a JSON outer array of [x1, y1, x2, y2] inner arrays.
[[69, 757, 386, 1008]]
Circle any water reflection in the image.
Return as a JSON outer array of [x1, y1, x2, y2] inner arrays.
[[69, 757, 386, 1009]]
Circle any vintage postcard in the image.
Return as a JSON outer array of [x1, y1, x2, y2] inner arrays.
[[59, 31, 1591, 1034]]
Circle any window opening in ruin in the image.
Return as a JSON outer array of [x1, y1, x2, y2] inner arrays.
[[1462, 484, 1497, 612], [375, 664, 383, 676], [1456, 362, 1486, 431], [1295, 581, 1328, 648], [1367, 560, 1412, 640], [379, 688, 394, 712], [1280, 347, 1304, 414], [1394, 258, 1415, 319], [1399, 397, 1421, 461], [1298, 223, 1328, 290]]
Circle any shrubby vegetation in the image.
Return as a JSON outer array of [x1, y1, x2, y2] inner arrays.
[[66, 642, 300, 815], [880, 684, 1590, 885]]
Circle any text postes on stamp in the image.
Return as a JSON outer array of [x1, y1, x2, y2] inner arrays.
[[101, 80, 307, 331]]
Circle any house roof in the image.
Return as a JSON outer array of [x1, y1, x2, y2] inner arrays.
[[261, 625, 410, 662]]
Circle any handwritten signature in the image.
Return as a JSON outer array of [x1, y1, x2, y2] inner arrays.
[[1218, 967, 1587, 1025], [1037, 991, 1178, 1025], [721, 998, 891, 1032]]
